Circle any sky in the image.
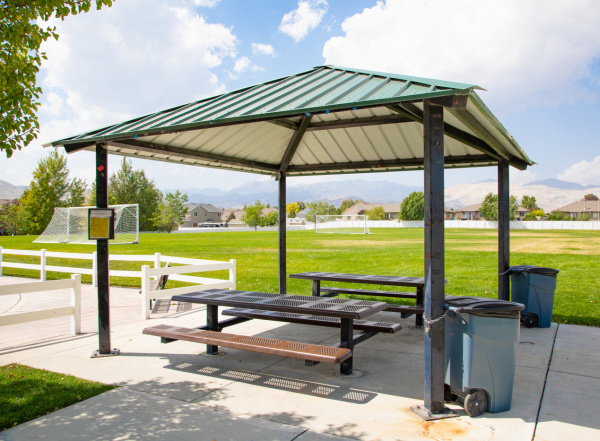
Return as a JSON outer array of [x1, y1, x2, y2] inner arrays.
[[3, 0, 600, 193]]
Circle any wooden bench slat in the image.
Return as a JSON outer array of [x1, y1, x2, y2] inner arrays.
[[319, 287, 417, 299], [385, 305, 424, 318], [143, 324, 351, 364], [222, 308, 401, 333]]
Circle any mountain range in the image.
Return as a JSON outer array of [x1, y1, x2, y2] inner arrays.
[[2, 177, 599, 212]]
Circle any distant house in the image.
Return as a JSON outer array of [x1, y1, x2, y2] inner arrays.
[[0, 198, 18, 208], [222, 208, 246, 226], [515, 206, 530, 221], [454, 204, 482, 220], [342, 202, 401, 220], [181, 203, 222, 228], [445, 208, 457, 220], [555, 198, 600, 221]]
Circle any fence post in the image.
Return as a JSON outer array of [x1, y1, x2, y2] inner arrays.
[[71, 274, 81, 335], [92, 251, 97, 287], [141, 265, 150, 320], [154, 252, 161, 281], [40, 249, 46, 281], [0, 246, 3, 277], [229, 259, 236, 290]]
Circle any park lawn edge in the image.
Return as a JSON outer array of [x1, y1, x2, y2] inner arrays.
[[0, 363, 117, 431]]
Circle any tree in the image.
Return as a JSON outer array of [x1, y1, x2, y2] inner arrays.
[[18, 150, 87, 234], [263, 210, 279, 227], [399, 192, 424, 220], [584, 194, 599, 201], [305, 200, 336, 222], [524, 209, 544, 221], [547, 210, 567, 221], [337, 198, 359, 215], [480, 193, 519, 221], [365, 206, 386, 220], [1, 1, 114, 157], [286, 202, 300, 215], [152, 191, 189, 232], [242, 200, 265, 230], [91, 158, 161, 231], [0, 201, 23, 235], [521, 195, 539, 210]]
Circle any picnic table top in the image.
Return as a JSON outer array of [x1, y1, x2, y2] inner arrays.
[[289, 272, 425, 288], [172, 289, 388, 320]]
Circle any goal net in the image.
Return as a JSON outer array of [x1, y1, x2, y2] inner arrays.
[[34, 204, 139, 244], [315, 215, 370, 234]]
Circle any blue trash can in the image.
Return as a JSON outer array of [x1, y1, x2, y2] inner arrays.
[[506, 265, 559, 328], [444, 296, 524, 416]]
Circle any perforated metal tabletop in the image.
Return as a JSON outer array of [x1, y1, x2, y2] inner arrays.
[[172, 289, 388, 319]]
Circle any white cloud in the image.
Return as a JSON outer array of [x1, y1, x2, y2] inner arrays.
[[558, 155, 600, 185], [193, 0, 222, 6], [234, 56, 251, 73], [252, 42, 276, 57], [0, 0, 238, 187], [279, 0, 328, 42], [322, 0, 600, 112]]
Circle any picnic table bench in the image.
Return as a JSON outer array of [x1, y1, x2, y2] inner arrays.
[[143, 289, 396, 374], [288, 272, 426, 326]]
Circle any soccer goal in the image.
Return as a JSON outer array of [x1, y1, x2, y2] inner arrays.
[[315, 215, 370, 234], [35, 204, 139, 244]]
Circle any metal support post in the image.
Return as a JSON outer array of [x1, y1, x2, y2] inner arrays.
[[207, 305, 219, 354], [339, 318, 354, 375], [92, 143, 119, 357], [278, 172, 287, 294], [412, 101, 456, 420], [498, 159, 510, 301]]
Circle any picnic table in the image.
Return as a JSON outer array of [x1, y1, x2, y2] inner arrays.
[[143, 289, 399, 374], [289, 272, 425, 327]]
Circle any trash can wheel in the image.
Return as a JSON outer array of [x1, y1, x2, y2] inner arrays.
[[522, 313, 539, 328], [464, 390, 487, 417]]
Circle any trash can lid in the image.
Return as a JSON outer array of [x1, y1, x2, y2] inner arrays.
[[445, 296, 524, 318], [504, 265, 559, 277]]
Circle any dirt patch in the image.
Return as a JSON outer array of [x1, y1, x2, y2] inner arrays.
[[452, 236, 600, 255], [316, 239, 420, 247]]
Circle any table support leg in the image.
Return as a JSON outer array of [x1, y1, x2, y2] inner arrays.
[[340, 318, 354, 375], [416, 287, 424, 327], [207, 305, 219, 355], [312, 280, 321, 297]]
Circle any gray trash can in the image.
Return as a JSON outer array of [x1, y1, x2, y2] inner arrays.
[[444, 296, 524, 416], [505, 265, 559, 328]]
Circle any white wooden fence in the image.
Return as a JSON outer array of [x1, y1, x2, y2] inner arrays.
[[0, 247, 237, 320], [0, 274, 81, 334], [140, 258, 236, 319]]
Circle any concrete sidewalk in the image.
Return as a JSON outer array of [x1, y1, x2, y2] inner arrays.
[[0, 276, 598, 441]]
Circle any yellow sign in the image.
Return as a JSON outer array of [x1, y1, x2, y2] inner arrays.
[[90, 217, 110, 239]]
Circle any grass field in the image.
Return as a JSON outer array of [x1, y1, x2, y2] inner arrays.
[[0, 228, 598, 326], [0, 364, 115, 431]]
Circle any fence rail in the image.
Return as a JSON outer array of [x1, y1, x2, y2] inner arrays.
[[0, 274, 81, 334], [0, 248, 237, 320], [304, 220, 600, 230]]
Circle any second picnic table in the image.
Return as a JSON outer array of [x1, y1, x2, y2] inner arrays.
[[289, 272, 425, 327]]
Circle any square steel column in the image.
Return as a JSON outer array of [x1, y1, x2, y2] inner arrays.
[[498, 159, 510, 300], [278, 172, 287, 294], [421, 101, 446, 416], [92, 143, 118, 357]]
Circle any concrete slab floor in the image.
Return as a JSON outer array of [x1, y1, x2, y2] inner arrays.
[[1, 276, 599, 440]]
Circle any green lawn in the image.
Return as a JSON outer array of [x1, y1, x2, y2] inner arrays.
[[0, 228, 598, 326], [0, 364, 116, 431]]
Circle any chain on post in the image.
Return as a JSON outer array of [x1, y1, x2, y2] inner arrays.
[[423, 309, 449, 333]]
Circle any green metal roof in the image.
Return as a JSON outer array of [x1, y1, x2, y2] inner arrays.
[[47, 65, 533, 175]]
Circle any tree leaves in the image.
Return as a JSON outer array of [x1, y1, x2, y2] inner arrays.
[[399, 191, 424, 220], [1, 1, 114, 156]]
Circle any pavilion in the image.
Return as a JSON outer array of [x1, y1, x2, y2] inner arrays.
[[46, 65, 534, 419]]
